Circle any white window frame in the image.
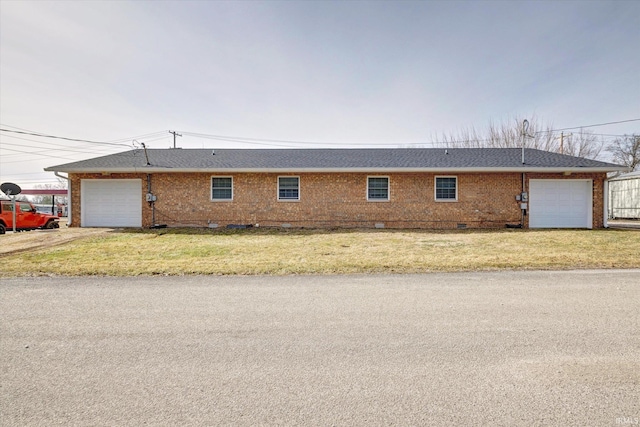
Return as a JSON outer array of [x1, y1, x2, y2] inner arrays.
[[434, 176, 458, 202], [367, 176, 390, 202], [211, 176, 233, 201], [278, 176, 300, 201]]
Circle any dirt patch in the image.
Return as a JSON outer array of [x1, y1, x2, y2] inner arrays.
[[0, 221, 113, 256]]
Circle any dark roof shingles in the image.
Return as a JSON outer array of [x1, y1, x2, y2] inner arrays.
[[46, 148, 623, 171]]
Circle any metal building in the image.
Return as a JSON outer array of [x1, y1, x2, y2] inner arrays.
[[609, 171, 640, 219]]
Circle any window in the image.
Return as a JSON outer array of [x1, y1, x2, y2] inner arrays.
[[211, 177, 233, 201], [368, 177, 389, 201], [278, 176, 299, 201], [435, 176, 457, 201]]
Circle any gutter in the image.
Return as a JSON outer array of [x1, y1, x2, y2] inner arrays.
[[604, 177, 609, 228], [54, 172, 71, 226], [44, 166, 629, 174]]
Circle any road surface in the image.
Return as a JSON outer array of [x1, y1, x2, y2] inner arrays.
[[1, 270, 639, 426]]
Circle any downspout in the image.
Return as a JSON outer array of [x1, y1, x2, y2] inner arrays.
[[521, 172, 526, 227], [520, 120, 530, 228], [54, 172, 71, 226], [603, 176, 609, 228]]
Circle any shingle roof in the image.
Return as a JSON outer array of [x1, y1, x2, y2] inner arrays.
[[45, 148, 626, 173]]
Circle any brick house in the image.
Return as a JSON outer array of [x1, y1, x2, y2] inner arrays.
[[45, 148, 626, 229]]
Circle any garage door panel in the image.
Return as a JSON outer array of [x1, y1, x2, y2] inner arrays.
[[81, 180, 142, 227], [530, 180, 591, 229]]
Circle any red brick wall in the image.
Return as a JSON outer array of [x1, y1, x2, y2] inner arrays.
[[68, 171, 607, 229]]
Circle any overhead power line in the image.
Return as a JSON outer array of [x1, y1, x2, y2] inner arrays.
[[1, 117, 636, 153], [1, 135, 123, 156], [179, 119, 638, 148], [0, 146, 76, 161], [178, 131, 447, 148], [541, 118, 640, 134], [0, 124, 169, 145], [0, 127, 170, 148], [0, 128, 134, 147]]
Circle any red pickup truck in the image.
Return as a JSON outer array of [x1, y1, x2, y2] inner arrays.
[[0, 199, 60, 234]]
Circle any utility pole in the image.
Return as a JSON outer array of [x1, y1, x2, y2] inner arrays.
[[559, 132, 571, 155], [169, 130, 182, 149]]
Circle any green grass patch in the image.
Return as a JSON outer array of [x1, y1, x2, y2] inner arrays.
[[2, 228, 639, 276]]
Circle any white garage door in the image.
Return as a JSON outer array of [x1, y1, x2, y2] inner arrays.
[[81, 179, 142, 227], [529, 180, 592, 229]]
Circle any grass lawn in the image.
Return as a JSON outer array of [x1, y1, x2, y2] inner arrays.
[[1, 228, 639, 276]]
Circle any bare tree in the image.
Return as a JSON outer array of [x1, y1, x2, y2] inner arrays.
[[434, 115, 604, 160], [606, 134, 640, 171], [437, 115, 556, 149], [561, 129, 604, 159], [436, 124, 484, 148]]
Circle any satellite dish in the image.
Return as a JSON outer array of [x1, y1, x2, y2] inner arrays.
[[0, 182, 22, 196]]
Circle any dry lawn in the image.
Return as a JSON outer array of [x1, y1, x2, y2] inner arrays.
[[1, 227, 639, 276]]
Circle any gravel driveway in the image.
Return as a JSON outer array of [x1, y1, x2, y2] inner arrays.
[[1, 270, 639, 426]]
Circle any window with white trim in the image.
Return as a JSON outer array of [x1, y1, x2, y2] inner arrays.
[[211, 177, 233, 201], [278, 176, 299, 201], [368, 177, 389, 201], [435, 176, 457, 201]]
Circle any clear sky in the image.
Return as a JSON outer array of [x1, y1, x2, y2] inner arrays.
[[1, 0, 639, 187]]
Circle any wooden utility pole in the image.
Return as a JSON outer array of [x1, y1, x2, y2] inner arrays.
[[169, 130, 182, 148], [559, 132, 571, 155]]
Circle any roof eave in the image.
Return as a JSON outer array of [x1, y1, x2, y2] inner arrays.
[[45, 166, 627, 174]]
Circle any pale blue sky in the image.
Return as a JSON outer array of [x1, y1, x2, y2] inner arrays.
[[1, 0, 638, 185]]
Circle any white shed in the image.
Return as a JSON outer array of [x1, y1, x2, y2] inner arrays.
[[609, 171, 640, 219]]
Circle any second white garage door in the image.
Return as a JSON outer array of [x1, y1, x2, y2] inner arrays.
[[81, 179, 142, 227], [529, 180, 592, 229]]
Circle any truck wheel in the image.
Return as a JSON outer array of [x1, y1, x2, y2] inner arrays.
[[45, 220, 58, 229], [0, 223, 5, 234]]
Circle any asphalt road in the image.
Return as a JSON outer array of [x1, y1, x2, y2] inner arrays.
[[1, 270, 639, 426]]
